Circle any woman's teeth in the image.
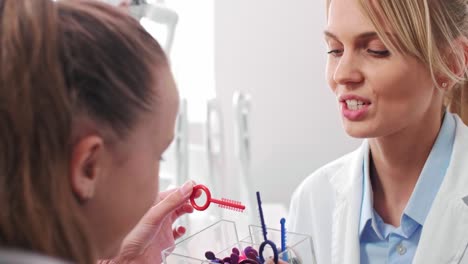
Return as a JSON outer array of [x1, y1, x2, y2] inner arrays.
[[346, 99, 366, 110]]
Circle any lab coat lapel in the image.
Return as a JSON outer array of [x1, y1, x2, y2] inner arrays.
[[412, 187, 468, 264], [413, 116, 468, 264], [329, 141, 367, 264]]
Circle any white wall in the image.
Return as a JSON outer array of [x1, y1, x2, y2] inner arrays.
[[214, 0, 361, 207]]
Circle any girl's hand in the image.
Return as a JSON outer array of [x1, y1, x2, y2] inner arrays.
[[105, 181, 196, 264]]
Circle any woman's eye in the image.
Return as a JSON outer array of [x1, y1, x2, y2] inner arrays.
[[367, 49, 390, 57], [327, 49, 343, 57]]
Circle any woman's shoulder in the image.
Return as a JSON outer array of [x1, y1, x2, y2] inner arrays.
[[291, 147, 361, 200], [453, 113, 468, 158], [287, 147, 363, 239], [454, 113, 468, 138]]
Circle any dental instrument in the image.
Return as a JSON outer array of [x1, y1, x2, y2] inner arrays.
[[190, 184, 246, 212], [256, 192, 278, 264]]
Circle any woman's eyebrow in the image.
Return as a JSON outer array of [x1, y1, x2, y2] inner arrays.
[[324, 30, 380, 41]]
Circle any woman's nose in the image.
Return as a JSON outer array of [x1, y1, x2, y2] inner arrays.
[[333, 53, 364, 86]]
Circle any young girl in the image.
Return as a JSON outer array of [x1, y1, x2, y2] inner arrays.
[[288, 0, 468, 263], [0, 0, 194, 263]]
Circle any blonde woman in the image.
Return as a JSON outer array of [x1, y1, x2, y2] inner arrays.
[[288, 0, 468, 263], [0, 0, 196, 263]]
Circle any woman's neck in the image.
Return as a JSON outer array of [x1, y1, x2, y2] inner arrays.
[[368, 110, 444, 227]]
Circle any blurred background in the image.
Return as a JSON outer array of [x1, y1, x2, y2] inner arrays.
[[108, 0, 361, 237]]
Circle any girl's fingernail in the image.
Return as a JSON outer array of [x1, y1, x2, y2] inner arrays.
[[180, 181, 194, 196]]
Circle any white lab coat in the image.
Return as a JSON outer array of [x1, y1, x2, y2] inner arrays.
[[288, 114, 468, 264]]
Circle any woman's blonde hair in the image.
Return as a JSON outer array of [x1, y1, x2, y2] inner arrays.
[[327, 0, 468, 123], [0, 0, 167, 263]]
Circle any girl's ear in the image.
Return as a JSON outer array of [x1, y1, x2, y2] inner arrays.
[[70, 135, 105, 202]]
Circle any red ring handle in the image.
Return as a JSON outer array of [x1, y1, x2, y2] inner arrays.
[[190, 184, 212, 211]]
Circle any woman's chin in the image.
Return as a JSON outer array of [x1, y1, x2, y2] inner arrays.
[[343, 124, 373, 139]]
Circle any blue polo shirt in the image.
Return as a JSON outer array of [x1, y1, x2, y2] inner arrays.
[[359, 112, 456, 264]]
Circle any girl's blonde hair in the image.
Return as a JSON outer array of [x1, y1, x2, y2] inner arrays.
[[327, 0, 468, 123]]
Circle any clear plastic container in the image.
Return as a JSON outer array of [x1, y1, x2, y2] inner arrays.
[[162, 220, 316, 263]]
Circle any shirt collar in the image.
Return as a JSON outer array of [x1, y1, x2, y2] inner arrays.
[[359, 142, 381, 238], [404, 112, 456, 224]]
